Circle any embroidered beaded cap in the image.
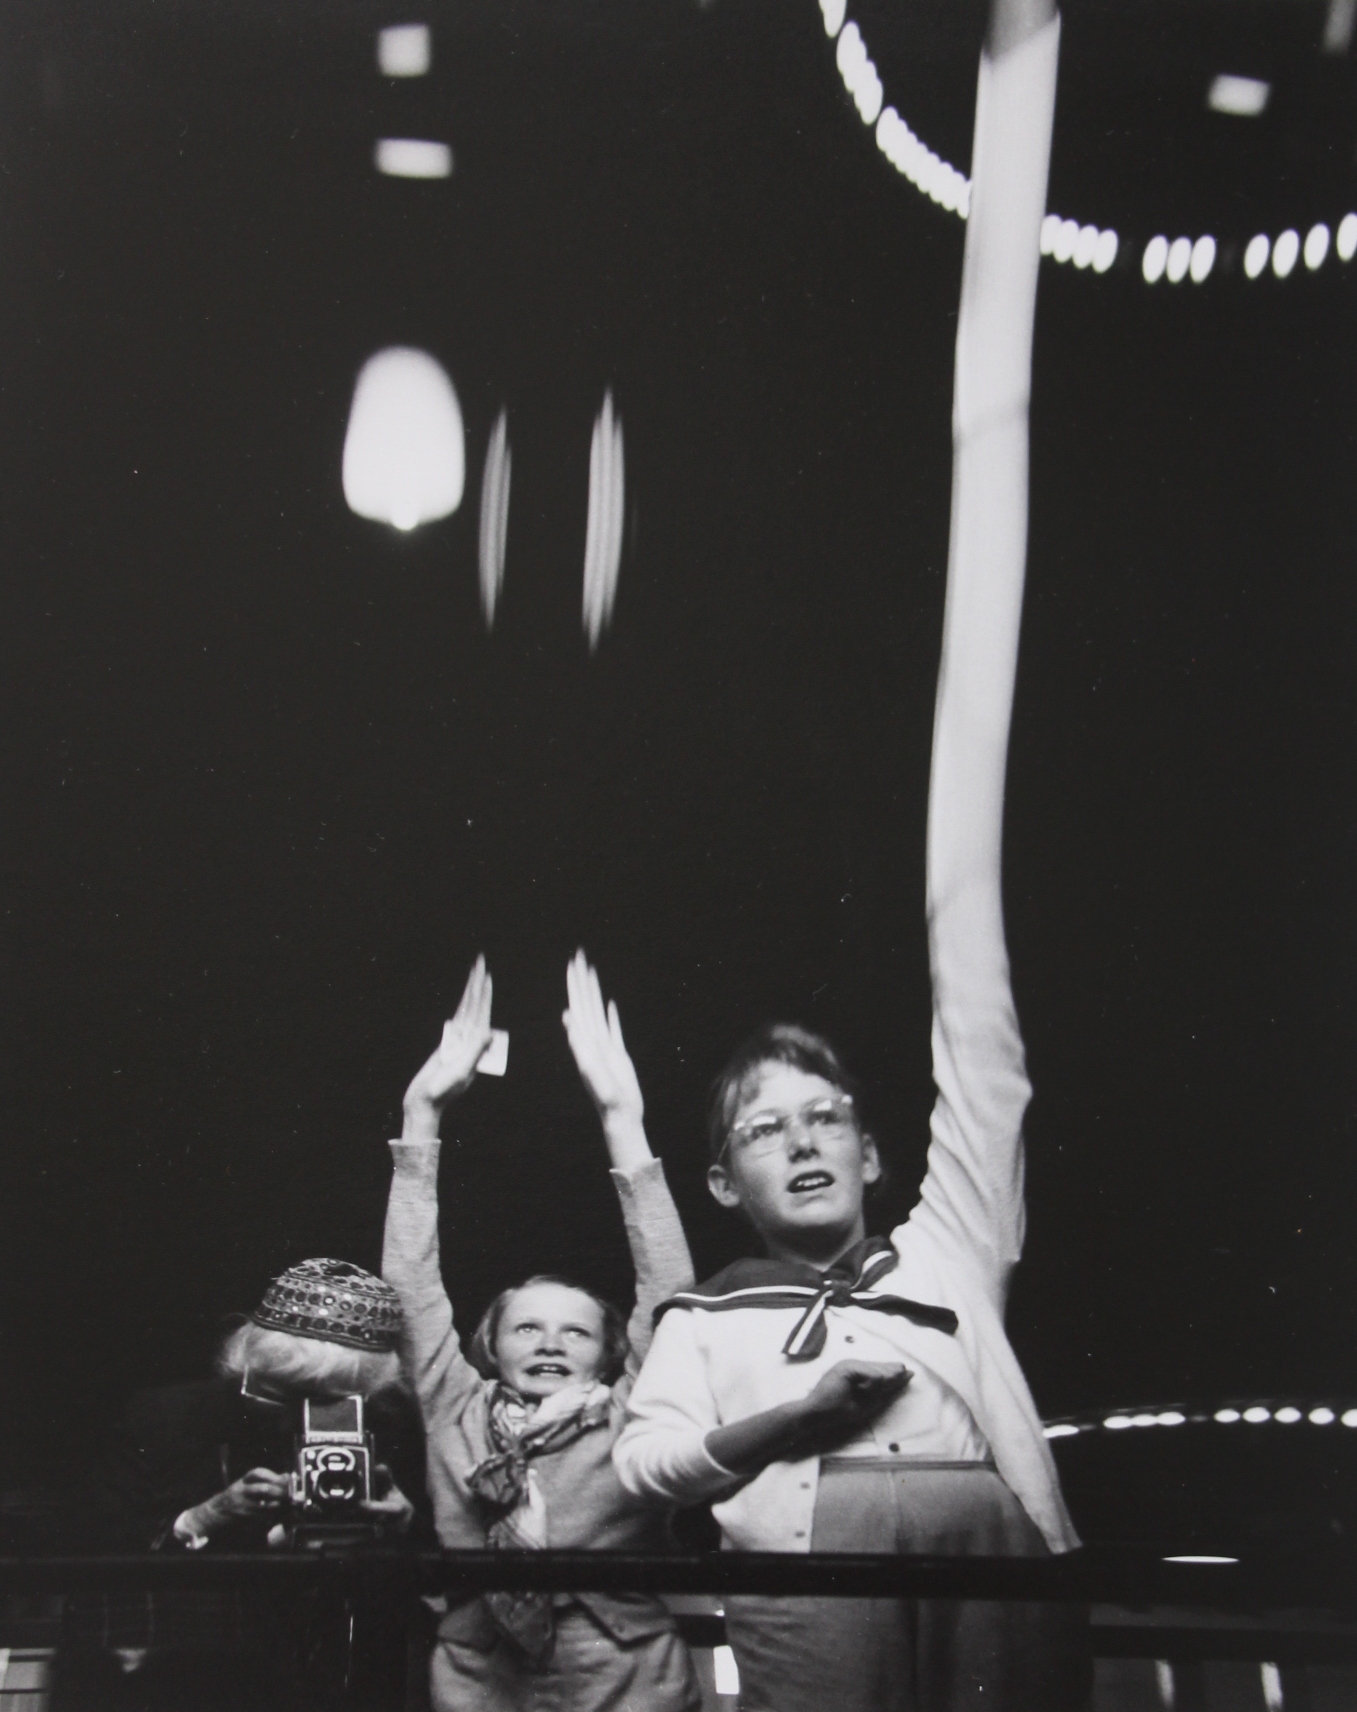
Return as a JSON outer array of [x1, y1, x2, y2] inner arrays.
[[251, 1258, 402, 1353]]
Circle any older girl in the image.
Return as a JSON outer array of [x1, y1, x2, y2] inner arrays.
[[382, 951, 702, 1712]]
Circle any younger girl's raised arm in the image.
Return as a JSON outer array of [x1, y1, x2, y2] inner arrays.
[[382, 956, 496, 1421], [562, 951, 694, 1375]]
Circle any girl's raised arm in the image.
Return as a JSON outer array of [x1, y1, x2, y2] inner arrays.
[[383, 957, 496, 1420], [563, 950, 694, 1375], [902, 3, 1060, 1310]]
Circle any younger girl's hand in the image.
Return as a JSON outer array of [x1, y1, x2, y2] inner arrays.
[[402, 957, 495, 1142], [563, 951, 644, 1126]]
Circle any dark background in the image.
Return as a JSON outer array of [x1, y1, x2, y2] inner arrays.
[[0, 0, 1352, 1514]]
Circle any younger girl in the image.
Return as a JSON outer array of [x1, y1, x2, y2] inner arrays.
[[382, 951, 702, 1712]]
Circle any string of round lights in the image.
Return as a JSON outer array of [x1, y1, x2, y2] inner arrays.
[[1042, 1399, 1357, 1438], [818, 0, 1357, 286]]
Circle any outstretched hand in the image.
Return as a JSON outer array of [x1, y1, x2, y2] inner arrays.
[[563, 950, 644, 1126], [402, 956, 495, 1143]]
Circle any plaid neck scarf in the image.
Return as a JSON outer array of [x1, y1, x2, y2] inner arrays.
[[467, 1379, 612, 1666]]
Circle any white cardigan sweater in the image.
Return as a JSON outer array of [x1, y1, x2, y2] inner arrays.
[[613, 18, 1076, 1560]]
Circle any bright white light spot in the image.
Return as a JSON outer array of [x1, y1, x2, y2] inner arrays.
[[1157, 1412, 1187, 1427], [713, 1646, 741, 1696], [1040, 214, 1060, 256], [1073, 225, 1098, 269], [478, 409, 511, 630], [1207, 74, 1271, 117], [1165, 1554, 1239, 1565], [1272, 229, 1299, 278], [1244, 234, 1271, 279], [1214, 1408, 1241, 1423], [342, 347, 465, 531], [1342, 1409, 1357, 1427], [820, 0, 846, 36], [582, 390, 625, 652], [1166, 237, 1192, 283], [377, 25, 431, 78], [374, 138, 452, 179], [1261, 1662, 1284, 1712], [1243, 1406, 1271, 1424], [1044, 1423, 1080, 1438], [1304, 223, 1330, 270], [1142, 236, 1168, 283], [1104, 1415, 1133, 1430], [1190, 235, 1216, 282], [1132, 1413, 1159, 1428], [1310, 1407, 1336, 1425], [1274, 1407, 1302, 1424], [1093, 230, 1118, 274], [1053, 219, 1078, 264], [1338, 214, 1357, 261]]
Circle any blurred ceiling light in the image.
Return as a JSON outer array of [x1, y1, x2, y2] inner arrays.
[[1092, 230, 1118, 273], [1103, 1415, 1133, 1430], [1338, 213, 1357, 260], [1243, 1406, 1272, 1423], [374, 138, 452, 179], [1214, 1408, 1241, 1422], [1164, 1555, 1238, 1565], [836, 23, 883, 126], [377, 24, 431, 77], [1323, 0, 1356, 54], [1043, 1423, 1080, 1438], [1272, 228, 1299, 277], [1189, 235, 1216, 282], [1156, 1411, 1187, 1426], [1131, 1413, 1159, 1428], [1142, 236, 1168, 283], [1072, 224, 1098, 269], [582, 391, 625, 652], [1207, 73, 1271, 117], [1243, 234, 1271, 278], [342, 347, 465, 531], [1165, 236, 1192, 283], [819, 0, 846, 37], [1310, 1407, 1336, 1424], [1343, 1409, 1357, 1426], [478, 409, 511, 629], [1304, 222, 1330, 269], [1274, 1406, 1302, 1423]]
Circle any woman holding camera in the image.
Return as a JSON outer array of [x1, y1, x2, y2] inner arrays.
[[59, 1261, 421, 1711], [383, 950, 703, 1712]]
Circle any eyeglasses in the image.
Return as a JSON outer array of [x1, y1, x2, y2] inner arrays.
[[723, 1095, 857, 1162]]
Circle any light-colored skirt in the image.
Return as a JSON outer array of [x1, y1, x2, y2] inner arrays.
[[723, 1459, 1091, 1712]]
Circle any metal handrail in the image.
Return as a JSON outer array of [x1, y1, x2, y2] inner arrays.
[[0, 1547, 1353, 1610]]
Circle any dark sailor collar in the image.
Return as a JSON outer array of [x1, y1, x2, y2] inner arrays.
[[655, 1236, 959, 1362]]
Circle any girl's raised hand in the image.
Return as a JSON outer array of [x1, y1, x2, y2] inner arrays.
[[563, 950, 644, 1128], [402, 956, 495, 1143]]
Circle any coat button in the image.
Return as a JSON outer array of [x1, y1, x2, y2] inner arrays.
[[794, 1530, 806, 1539], [845, 1335, 856, 1344], [889, 1443, 900, 1453]]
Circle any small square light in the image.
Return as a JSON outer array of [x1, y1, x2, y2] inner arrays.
[[1207, 74, 1270, 117]]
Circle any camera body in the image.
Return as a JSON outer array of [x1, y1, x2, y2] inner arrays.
[[286, 1395, 378, 1550]]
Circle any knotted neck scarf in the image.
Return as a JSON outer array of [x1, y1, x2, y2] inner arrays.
[[466, 1379, 613, 1666], [655, 1235, 959, 1360]]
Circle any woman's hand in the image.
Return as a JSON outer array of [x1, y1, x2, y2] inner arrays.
[[184, 1468, 290, 1541], [360, 1465, 416, 1537], [563, 951, 650, 1170], [402, 956, 495, 1144]]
